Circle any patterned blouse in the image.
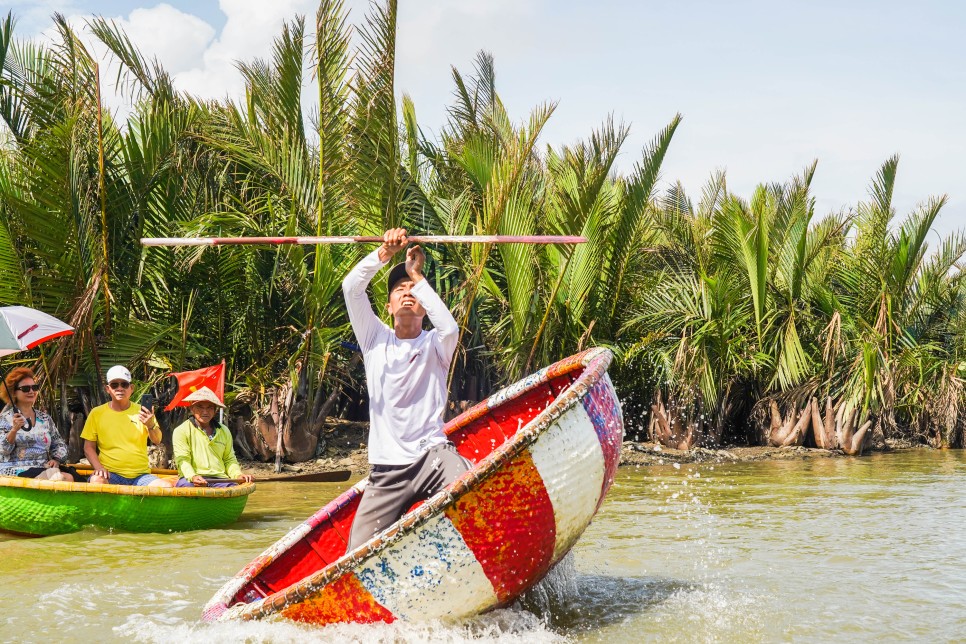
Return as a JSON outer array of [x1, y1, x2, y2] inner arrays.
[[0, 405, 69, 476]]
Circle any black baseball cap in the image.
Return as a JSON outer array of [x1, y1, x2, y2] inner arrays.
[[387, 263, 411, 293]]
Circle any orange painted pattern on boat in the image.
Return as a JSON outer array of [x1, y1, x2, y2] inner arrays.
[[280, 573, 394, 624]]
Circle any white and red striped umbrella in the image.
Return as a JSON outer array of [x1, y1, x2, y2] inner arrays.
[[0, 306, 74, 357]]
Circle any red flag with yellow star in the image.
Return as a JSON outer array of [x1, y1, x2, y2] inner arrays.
[[165, 361, 226, 410]]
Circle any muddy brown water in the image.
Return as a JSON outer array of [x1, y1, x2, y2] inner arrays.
[[1, 450, 964, 642]]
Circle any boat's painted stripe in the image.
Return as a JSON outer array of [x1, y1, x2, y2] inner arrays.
[[528, 401, 606, 562], [355, 513, 497, 621], [445, 450, 556, 602], [582, 373, 624, 509], [282, 573, 394, 624], [0, 475, 252, 497]]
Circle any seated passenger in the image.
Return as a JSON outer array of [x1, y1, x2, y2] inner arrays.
[[0, 367, 79, 482], [82, 365, 173, 487], [172, 387, 252, 487]]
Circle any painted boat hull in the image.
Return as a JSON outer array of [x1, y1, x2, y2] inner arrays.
[[203, 348, 622, 625], [0, 477, 254, 536]]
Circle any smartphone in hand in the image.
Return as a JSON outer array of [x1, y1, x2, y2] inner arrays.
[[12, 406, 31, 431], [140, 393, 155, 412]]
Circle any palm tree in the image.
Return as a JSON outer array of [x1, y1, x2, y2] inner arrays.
[[3, 2, 965, 463], [406, 52, 682, 394], [623, 172, 762, 448], [824, 157, 966, 448], [0, 13, 195, 406]]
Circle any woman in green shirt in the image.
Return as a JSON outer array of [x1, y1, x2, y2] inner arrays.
[[172, 387, 253, 487]]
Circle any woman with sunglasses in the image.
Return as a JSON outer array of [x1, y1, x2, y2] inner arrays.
[[0, 367, 78, 481]]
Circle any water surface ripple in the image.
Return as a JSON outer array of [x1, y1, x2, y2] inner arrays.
[[1, 450, 963, 642]]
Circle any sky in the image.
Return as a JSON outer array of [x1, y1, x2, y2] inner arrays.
[[7, 0, 965, 242]]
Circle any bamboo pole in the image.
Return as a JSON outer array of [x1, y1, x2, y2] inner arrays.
[[141, 235, 587, 247]]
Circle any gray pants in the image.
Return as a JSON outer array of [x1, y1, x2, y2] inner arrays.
[[347, 442, 472, 551]]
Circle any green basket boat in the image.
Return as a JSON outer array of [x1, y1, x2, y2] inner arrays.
[[0, 474, 254, 536]]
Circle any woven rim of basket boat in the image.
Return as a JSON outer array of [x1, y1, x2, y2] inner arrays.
[[0, 475, 254, 498], [235, 346, 613, 620]]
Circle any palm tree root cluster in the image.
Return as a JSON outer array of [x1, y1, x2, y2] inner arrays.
[[648, 393, 880, 456], [760, 398, 871, 455]]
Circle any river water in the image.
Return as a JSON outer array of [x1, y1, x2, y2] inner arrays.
[[2, 450, 964, 642]]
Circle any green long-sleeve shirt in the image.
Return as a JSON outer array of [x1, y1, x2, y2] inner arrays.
[[171, 418, 242, 480]]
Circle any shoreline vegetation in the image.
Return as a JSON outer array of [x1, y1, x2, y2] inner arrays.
[[232, 425, 934, 479], [2, 0, 965, 469]]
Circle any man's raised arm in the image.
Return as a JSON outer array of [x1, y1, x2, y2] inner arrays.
[[342, 228, 410, 350], [342, 249, 387, 352]]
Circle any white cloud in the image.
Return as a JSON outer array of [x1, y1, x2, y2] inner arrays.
[[23, 1, 543, 114], [30, 2, 319, 113], [6, 0, 80, 36], [174, 0, 317, 101], [30, 4, 215, 121], [114, 4, 215, 75]]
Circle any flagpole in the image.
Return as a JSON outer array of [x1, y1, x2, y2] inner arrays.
[[141, 235, 587, 247]]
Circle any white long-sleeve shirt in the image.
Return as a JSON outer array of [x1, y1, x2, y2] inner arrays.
[[342, 250, 460, 465]]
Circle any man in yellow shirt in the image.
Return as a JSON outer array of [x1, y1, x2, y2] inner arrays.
[[172, 387, 253, 487], [82, 365, 173, 487]]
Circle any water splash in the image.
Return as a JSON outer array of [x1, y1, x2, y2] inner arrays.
[[516, 552, 579, 618], [115, 609, 562, 644], [633, 463, 766, 641], [517, 552, 690, 635]]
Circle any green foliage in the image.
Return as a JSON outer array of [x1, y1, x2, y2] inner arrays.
[[0, 4, 963, 448]]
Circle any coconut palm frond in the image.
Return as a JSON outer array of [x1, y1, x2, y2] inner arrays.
[[350, 0, 401, 231], [601, 114, 680, 322], [87, 15, 175, 102]]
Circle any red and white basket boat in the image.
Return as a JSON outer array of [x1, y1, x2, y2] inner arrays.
[[203, 347, 623, 625]]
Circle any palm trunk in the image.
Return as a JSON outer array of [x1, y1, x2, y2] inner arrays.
[[765, 400, 811, 447], [650, 390, 704, 450]]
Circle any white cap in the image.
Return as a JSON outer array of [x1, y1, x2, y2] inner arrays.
[[105, 365, 132, 383]]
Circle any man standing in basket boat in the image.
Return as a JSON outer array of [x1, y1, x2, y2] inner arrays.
[[172, 386, 253, 487], [342, 227, 471, 550], [82, 365, 173, 487]]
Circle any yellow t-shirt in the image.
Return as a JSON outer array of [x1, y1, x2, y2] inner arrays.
[[80, 402, 150, 478]]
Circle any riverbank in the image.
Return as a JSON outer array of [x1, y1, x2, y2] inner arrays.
[[618, 437, 928, 466], [236, 418, 932, 477], [239, 419, 370, 477]]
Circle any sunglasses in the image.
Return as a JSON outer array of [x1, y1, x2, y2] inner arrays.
[[15, 384, 41, 393], [108, 381, 131, 390]]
